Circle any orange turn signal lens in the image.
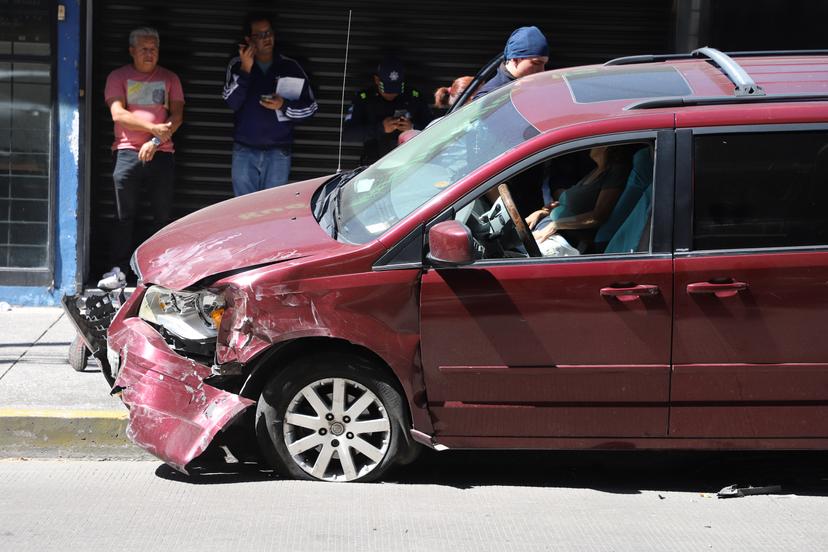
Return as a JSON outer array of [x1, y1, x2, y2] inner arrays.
[[210, 307, 225, 328]]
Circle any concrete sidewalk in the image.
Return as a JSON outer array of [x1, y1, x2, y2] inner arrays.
[[0, 307, 146, 458]]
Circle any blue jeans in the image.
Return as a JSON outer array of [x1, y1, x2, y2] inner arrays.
[[231, 143, 291, 196]]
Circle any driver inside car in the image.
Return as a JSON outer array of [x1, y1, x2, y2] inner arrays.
[[527, 145, 634, 255]]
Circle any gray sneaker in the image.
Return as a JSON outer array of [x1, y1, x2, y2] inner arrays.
[[97, 267, 126, 291]]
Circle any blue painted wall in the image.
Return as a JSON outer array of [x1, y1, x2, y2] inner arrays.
[[0, 1, 81, 305]]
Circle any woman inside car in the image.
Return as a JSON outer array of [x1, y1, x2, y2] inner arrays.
[[527, 145, 634, 254]]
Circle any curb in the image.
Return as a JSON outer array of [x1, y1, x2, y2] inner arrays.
[[0, 408, 150, 459]]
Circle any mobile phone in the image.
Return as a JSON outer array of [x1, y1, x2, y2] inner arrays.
[[260, 94, 274, 101], [393, 109, 408, 119]]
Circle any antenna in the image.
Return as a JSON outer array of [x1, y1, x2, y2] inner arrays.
[[336, 10, 353, 173]]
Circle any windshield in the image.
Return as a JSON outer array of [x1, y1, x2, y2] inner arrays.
[[335, 84, 540, 244]]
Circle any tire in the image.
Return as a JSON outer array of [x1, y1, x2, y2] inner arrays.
[[68, 334, 90, 372], [255, 352, 411, 482]]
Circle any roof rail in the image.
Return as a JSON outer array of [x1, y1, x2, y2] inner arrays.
[[606, 47, 765, 97], [625, 93, 828, 110], [725, 49, 828, 58], [692, 47, 764, 96], [606, 49, 828, 66], [605, 53, 695, 65]]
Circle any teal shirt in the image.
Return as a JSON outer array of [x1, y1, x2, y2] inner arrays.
[[550, 164, 628, 221]]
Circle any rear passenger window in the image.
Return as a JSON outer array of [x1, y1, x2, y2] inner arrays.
[[693, 132, 828, 251]]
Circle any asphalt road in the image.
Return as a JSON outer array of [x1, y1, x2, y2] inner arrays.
[[2, 450, 827, 551]]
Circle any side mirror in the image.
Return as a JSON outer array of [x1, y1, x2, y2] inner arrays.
[[427, 220, 478, 267]]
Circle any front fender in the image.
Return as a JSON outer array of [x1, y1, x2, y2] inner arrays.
[[214, 269, 432, 433]]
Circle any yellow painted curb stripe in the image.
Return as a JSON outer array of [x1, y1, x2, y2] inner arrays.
[[0, 408, 128, 420]]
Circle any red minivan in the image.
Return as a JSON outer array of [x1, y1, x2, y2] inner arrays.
[[101, 48, 828, 482]]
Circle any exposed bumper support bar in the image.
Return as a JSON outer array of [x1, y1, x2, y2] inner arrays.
[[410, 429, 449, 451]]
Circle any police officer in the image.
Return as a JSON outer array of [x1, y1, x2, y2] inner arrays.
[[344, 57, 432, 165]]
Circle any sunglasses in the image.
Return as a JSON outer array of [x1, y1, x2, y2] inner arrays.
[[250, 29, 274, 40]]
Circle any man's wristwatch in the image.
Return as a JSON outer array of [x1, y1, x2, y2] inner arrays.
[[150, 137, 162, 147]]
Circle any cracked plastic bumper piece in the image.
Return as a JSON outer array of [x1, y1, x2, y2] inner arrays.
[[110, 318, 254, 473]]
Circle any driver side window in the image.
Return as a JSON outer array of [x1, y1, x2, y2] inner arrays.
[[455, 141, 655, 261]]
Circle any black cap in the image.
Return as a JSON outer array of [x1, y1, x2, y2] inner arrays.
[[377, 57, 405, 94]]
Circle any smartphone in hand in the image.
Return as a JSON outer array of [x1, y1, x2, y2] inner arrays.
[[393, 109, 408, 119]]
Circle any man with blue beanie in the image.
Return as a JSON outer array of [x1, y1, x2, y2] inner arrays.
[[473, 26, 549, 100]]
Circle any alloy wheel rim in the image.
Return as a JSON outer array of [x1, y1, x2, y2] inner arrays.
[[283, 377, 391, 482]]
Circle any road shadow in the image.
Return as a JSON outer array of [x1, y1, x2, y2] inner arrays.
[[155, 461, 279, 485], [392, 449, 828, 495], [155, 447, 828, 495]]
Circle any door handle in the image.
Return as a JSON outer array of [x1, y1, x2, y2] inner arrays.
[[600, 284, 660, 302], [686, 280, 748, 298]]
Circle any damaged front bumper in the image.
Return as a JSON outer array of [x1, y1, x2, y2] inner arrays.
[[108, 290, 254, 473], [61, 290, 124, 386]]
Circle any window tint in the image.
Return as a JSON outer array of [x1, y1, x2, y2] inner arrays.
[[452, 141, 655, 261], [693, 132, 828, 251]]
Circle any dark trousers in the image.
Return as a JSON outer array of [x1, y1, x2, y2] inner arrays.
[[109, 149, 175, 272]]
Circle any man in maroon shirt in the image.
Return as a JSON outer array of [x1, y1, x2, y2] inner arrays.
[[104, 27, 184, 278]]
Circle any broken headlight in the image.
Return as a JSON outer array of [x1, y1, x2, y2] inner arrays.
[[138, 285, 225, 341], [129, 251, 143, 283]]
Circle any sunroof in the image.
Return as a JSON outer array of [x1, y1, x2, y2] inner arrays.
[[565, 65, 692, 103]]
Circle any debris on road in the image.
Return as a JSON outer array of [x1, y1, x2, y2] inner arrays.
[[717, 484, 782, 498]]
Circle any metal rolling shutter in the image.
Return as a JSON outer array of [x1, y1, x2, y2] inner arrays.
[[708, 1, 828, 50], [89, 0, 673, 274]]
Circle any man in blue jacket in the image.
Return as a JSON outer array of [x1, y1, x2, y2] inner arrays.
[[222, 12, 318, 196]]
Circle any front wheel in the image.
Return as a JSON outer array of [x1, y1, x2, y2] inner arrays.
[[255, 352, 411, 482]]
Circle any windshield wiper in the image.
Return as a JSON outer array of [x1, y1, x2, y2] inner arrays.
[[331, 184, 344, 238]]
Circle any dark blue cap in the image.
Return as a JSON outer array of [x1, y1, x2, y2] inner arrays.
[[504, 26, 549, 60], [377, 57, 405, 94]]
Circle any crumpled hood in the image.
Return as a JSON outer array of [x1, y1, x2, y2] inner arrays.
[[135, 176, 338, 290]]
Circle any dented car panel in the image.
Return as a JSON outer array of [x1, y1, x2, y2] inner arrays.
[[134, 176, 346, 290], [215, 263, 430, 430], [109, 305, 254, 473]]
